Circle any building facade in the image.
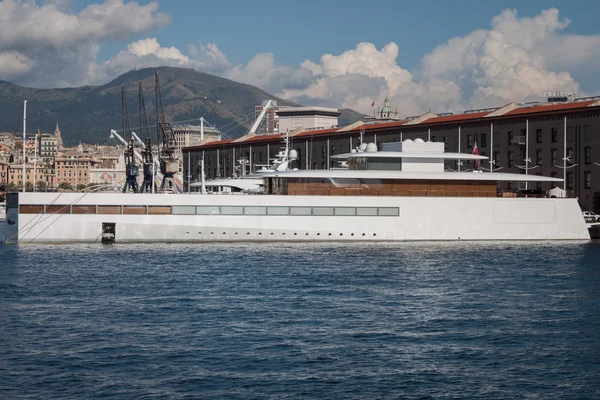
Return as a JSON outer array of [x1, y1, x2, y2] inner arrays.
[[172, 124, 222, 153], [277, 107, 340, 134], [0, 162, 7, 185], [54, 152, 94, 187], [254, 101, 291, 134], [184, 99, 600, 212]]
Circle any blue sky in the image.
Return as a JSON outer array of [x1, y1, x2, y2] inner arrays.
[[2, 0, 600, 115], [91, 0, 600, 70]]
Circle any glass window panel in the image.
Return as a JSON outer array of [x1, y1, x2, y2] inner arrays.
[[313, 207, 334, 216], [196, 206, 220, 215], [267, 206, 289, 215], [245, 206, 267, 215], [356, 207, 378, 216], [172, 206, 196, 215], [290, 206, 311, 216], [335, 207, 356, 216], [220, 206, 244, 215], [378, 207, 400, 216]]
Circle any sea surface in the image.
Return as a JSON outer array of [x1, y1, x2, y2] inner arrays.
[[0, 240, 599, 399]]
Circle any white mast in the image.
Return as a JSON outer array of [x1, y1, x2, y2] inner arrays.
[[187, 150, 191, 193], [152, 161, 155, 194], [22, 100, 27, 192], [457, 126, 461, 172], [490, 123, 494, 173], [201, 151, 206, 194], [525, 119, 529, 189], [200, 117, 204, 141], [33, 132, 37, 192], [563, 117, 567, 190]]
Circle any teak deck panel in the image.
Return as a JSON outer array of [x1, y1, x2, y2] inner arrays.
[[284, 179, 497, 197]]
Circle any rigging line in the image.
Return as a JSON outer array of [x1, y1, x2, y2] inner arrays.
[[219, 113, 257, 137], [14, 192, 90, 243], [21, 192, 92, 244], [12, 192, 66, 237]]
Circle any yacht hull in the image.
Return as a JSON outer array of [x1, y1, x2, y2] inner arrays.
[[5, 192, 590, 243]]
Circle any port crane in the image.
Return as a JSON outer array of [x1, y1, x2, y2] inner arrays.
[[138, 81, 155, 193], [155, 70, 179, 192], [121, 84, 139, 193]]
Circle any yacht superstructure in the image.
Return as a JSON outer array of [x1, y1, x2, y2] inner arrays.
[[4, 140, 590, 243]]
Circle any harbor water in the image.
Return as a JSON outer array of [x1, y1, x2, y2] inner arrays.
[[1, 241, 599, 399]]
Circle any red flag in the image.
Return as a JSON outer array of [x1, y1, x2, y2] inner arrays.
[[473, 141, 479, 168]]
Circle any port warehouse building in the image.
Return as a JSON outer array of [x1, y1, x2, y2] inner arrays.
[[183, 98, 600, 212]]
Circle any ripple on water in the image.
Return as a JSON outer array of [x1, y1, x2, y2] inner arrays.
[[1, 241, 599, 399]]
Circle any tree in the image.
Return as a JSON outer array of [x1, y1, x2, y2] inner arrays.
[[59, 182, 73, 191], [6, 182, 18, 192], [37, 181, 47, 191], [25, 181, 33, 192], [77, 184, 87, 191]]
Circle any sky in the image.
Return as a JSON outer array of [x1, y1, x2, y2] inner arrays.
[[1, 0, 600, 116]]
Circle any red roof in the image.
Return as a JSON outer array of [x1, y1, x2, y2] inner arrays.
[[426, 111, 490, 124], [183, 100, 600, 151], [505, 100, 595, 116], [293, 128, 340, 138], [360, 120, 408, 131], [243, 134, 282, 143]]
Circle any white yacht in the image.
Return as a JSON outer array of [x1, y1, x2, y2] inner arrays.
[[4, 140, 590, 243]]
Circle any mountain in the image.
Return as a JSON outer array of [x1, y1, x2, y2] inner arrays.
[[0, 67, 366, 146]]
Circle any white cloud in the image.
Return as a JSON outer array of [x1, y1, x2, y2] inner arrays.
[[188, 42, 231, 73], [279, 42, 462, 115], [282, 8, 598, 115], [419, 8, 591, 108], [223, 52, 313, 94], [0, 0, 169, 86]]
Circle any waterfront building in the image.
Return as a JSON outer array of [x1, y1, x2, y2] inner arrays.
[[0, 162, 7, 185], [366, 97, 400, 121], [54, 123, 64, 150], [89, 154, 127, 189], [254, 101, 291, 134], [172, 124, 221, 153], [8, 164, 36, 186], [0, 132, 17, 149], [277, 107, 340, 134], [39, 133, 58, 162], [184, 98, 600, 212], [54, 152, 94, 188]]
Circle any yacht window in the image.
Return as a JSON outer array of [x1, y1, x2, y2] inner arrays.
[[244, 206, 267, 215], [196, 206, 220, 215], [220, 206, 244, 215], [290, 207, 311, 216], [172, 206, 196, 215], [312, 207, 334, 216], [267, 206, 289, 215], [378, 207, 400, 216], [335, 207, 356, 216], [356, 207, 378, 216]]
